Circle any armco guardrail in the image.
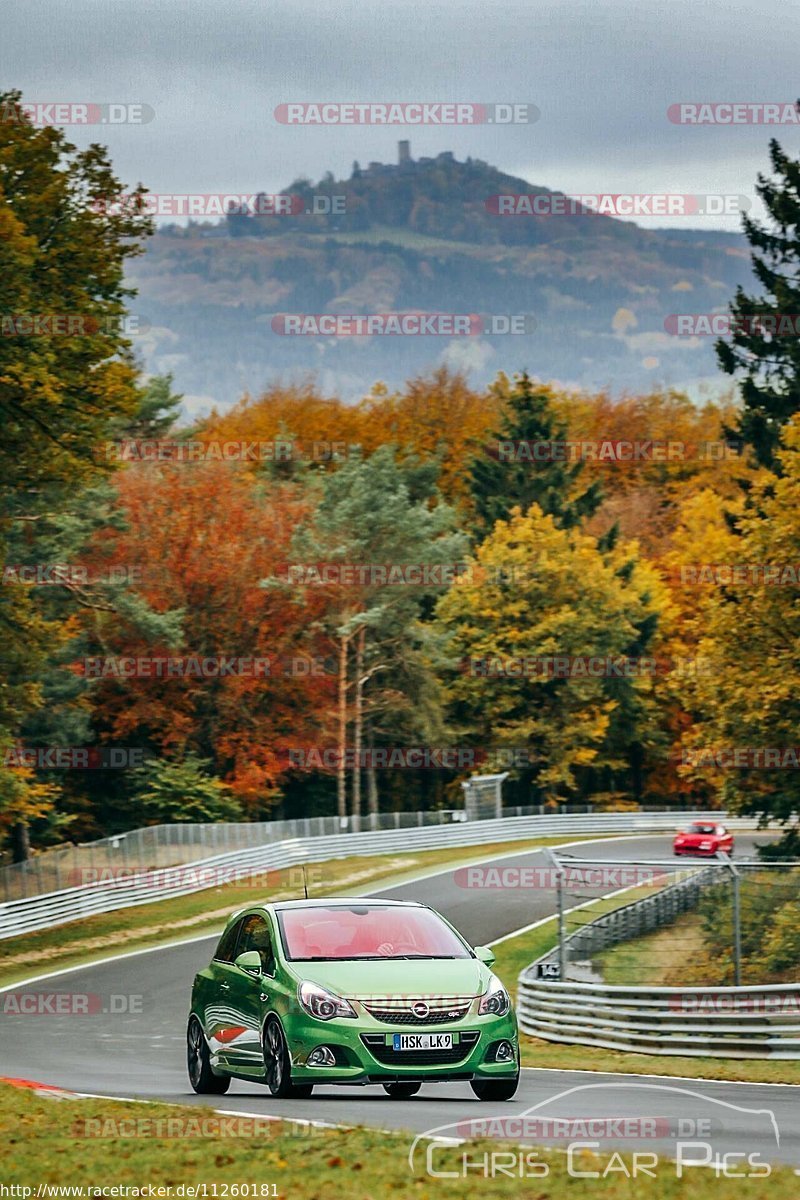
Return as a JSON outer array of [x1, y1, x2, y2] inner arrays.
[[517, 861, 800, 1058], [0, 809, 744, 940], [516, 977, 800, 1059]]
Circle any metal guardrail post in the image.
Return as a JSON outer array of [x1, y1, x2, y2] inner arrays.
[[545, 848, 566, 980], [718, 851, 742, 986]]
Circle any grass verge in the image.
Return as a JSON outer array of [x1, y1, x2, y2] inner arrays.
[[597, 912, 707, 986], [517, 1037, 800, 1085], [2, 1081, 798, 1197]]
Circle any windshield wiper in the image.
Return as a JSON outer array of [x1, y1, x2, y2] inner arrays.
[[289, 953, 463, 961], [290, 954, 392, 961]]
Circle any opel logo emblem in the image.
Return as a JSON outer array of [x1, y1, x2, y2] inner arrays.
[[412, 1001, 429, 1019]]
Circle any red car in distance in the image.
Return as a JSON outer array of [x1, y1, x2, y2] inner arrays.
[[673, 822, 734, 857]]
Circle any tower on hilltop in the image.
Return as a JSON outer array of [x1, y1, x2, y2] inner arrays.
[[398, 139, 411, 164]]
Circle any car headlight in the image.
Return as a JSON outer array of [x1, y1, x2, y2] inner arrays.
[[479, 974, 510, 1016], [298, 980, 356, 1021]]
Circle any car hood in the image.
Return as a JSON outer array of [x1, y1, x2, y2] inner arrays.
[[287, 956, 490, 999], [677, 833, 717, 843]]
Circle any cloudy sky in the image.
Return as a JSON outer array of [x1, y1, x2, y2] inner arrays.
[[2, 0, 798, 231]]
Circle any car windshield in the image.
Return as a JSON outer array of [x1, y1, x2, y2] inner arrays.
[[687, 824, 717, 835], [276, 904, 471, 961]]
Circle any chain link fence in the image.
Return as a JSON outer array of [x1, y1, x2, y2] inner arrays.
[[532, 851, 800, 988], [0, 809, 474, 902]]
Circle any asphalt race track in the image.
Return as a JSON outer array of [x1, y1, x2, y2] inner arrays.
[[2, 832, 798, 1171]]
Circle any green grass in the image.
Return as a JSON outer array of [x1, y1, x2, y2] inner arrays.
[[0, 835, 613, 987], [3, 1082, 798, 1197], [597, 911, 708, 986], [597, 896, 800, 988], [518, 1037, 800, 1085]]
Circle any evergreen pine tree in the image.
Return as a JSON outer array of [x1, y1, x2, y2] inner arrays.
[[716, 122, 800, 468], [469, 372, 603, 537]]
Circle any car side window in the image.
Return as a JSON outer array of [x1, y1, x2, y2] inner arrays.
[[214, 918, 245, 963], [237, 914, 276, 975]]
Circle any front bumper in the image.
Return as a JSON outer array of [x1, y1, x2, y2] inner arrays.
[[286, 1009, 519, 1084]]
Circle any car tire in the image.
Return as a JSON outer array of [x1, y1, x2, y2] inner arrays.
[[187, 1015, 230, 1094], [262, 1015, 313, 1098], [470, 1073, 519, 1101], [382, 1081, 421, 1099]]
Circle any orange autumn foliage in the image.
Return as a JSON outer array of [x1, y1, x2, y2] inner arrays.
[[85, 461, 337, 811]]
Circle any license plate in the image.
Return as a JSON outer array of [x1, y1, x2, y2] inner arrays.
[[389, 1032, 455, 1051]]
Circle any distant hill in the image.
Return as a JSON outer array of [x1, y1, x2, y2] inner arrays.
[[126, 147, 754, 408]]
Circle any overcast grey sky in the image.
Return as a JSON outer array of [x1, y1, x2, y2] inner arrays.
[[2, 0, 798, 230]]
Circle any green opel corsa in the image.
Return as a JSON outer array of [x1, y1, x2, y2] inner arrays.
[[188, 898, 519, 1101]]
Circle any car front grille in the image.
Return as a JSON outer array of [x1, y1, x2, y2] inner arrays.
[[362, 1003, 471, 1025], [357, 996, 474, 1026], [361, 1031, 479, 1065]]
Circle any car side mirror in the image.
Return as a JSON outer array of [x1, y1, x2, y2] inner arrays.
[[234, 950, 263, 974], [474, 945, 496, 967]]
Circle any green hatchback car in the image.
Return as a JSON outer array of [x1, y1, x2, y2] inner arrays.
[[188, 898, 519, 1101]]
